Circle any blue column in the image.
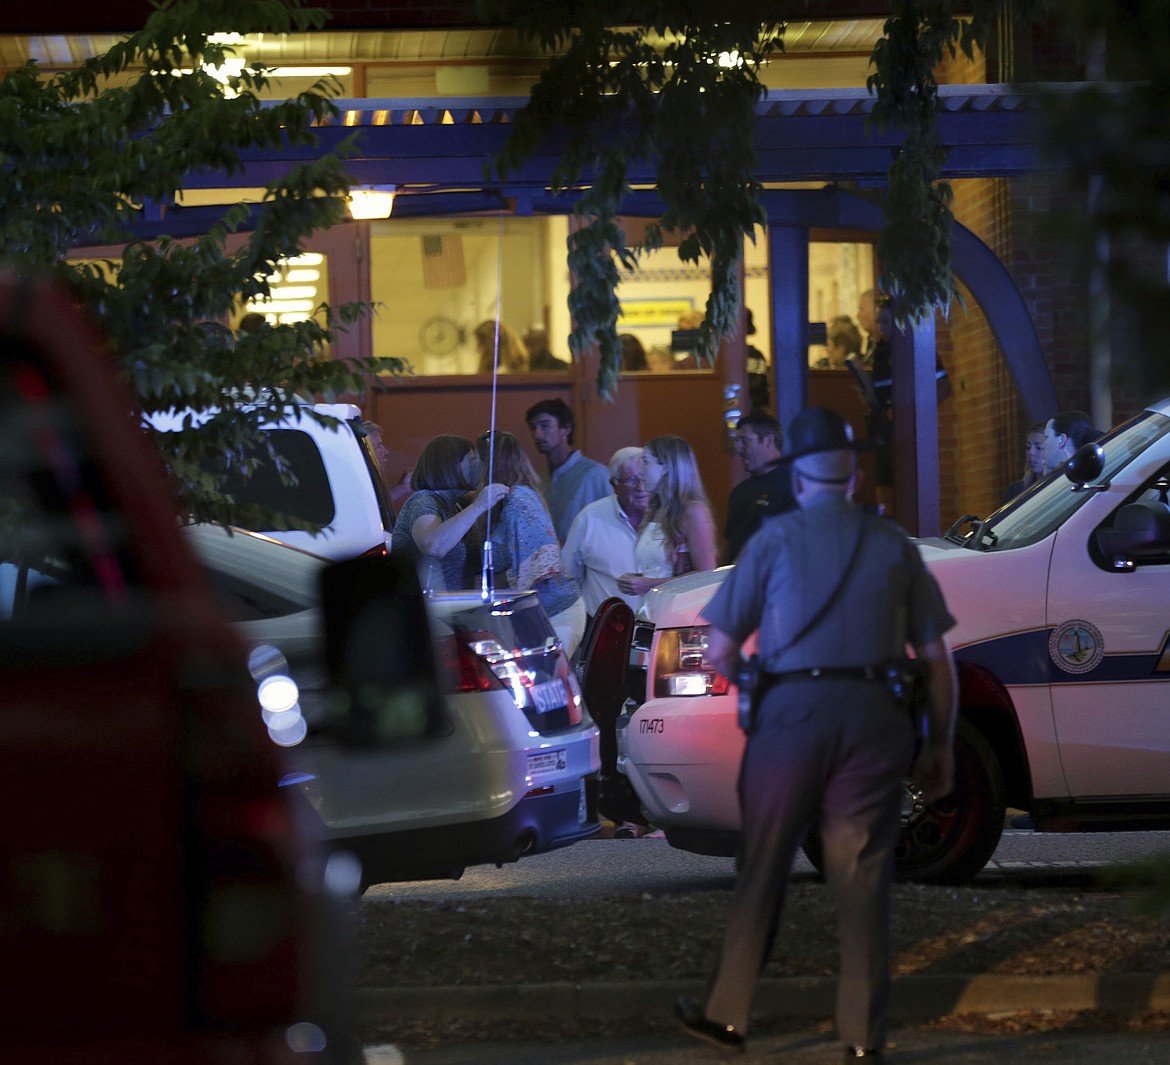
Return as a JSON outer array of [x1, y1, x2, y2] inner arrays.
[[891, 313, 941, 537], [766, 224, 809, 433]]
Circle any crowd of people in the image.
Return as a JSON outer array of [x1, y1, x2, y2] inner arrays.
[[368, 391, 768, 662], [362, 375, 1117, 1061], [358, 304, 1118, 1063]]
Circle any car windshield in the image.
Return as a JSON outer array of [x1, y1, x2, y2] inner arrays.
[[953, 409, 1170, 552], [184, 524, 324, 619], [428, 588, 555, 648]]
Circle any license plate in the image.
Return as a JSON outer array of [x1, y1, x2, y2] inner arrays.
[[527, 749, 567, 776], [530, 678, 567, 714]]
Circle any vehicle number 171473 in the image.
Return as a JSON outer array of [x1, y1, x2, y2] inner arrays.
[[639, 718, 664, 734]]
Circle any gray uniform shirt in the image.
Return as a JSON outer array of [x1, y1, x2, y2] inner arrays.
[[702, 492, 954, 672]]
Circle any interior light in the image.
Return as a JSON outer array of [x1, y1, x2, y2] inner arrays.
[[269, 66, 353, 78], [348, 186, 396, 220]]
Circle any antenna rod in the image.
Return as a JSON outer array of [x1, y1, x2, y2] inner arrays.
[[479, 214, 506, 600]]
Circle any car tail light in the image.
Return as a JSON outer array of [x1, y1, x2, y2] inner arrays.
[[653, 626, 731, 698], [357, 542, 389, 558], [439, 630, 582, 731], [438, 631, 507, 693]]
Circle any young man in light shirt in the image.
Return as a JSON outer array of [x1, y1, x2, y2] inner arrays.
[[526, 397, 612, 542]]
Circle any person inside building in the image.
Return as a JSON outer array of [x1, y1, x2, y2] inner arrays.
[[617, 435, 717, 599], [475, 319, 529, 374], [525, 397, 612, 542], [620, 333, 650, 372], [721, 412, 797, 565], [1002, 423, 1047, 503], [675, 407, 957, 1061], [561, 446, 649, 617], [857, 288, 879, 366], [820, 315, 864, 371], [522, 325, 570, 372], [671, 308, 705, 370], [745, 308, 771, 411]]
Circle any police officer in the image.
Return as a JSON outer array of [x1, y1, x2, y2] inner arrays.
[[675, 407, 957, 1062]]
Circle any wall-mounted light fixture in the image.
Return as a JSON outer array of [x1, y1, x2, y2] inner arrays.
[[347, 185, 396, 220]]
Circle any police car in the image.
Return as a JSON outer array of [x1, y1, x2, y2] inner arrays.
[[617, 396, 1170, 884]]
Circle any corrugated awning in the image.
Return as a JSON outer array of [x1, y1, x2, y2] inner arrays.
[[112, 83, 1060, 239]]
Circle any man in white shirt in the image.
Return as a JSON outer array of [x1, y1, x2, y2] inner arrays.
[[561, 447, 648, 616]]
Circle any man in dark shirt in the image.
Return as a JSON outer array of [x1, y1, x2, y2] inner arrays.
[[721, 411, 797, 565]]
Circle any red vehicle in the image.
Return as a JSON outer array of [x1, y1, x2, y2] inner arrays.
[[0, 273, 397, 1063]]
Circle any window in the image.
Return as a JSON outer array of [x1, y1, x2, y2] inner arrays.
[[211, 428, 336, 528], [370, 216, 567, 376], [807, 240, 875, 370]]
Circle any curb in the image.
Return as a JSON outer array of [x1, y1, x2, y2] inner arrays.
[[357, 974, 1170, 1026]]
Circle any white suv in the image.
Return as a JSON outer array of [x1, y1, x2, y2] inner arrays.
[[619, 397, 1170, 884], [150, 400, 394, 559]]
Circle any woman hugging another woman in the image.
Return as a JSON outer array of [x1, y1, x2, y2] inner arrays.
[[390, 434, 507, 593], [474, 431, 587, 658]]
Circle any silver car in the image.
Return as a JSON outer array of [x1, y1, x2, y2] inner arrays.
[[186, 524, 601, 888]]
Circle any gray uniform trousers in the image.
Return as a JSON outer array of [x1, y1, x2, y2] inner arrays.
[[704, 675, 916, 1048]]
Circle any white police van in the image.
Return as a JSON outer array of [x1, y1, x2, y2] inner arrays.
[[617, 396, 1170, 884]]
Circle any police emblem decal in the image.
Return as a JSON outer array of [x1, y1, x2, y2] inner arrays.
[[1048, 619, 1105, 674]]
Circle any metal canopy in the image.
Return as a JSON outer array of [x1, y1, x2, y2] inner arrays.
[[150, 84, 1046, 234]]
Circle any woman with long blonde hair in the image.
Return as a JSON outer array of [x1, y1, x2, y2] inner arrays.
[[474, 319, 529, 374], [617, 435, 717, 600], [1002, 423, 1047, 503], [473, 431, 586, 656]]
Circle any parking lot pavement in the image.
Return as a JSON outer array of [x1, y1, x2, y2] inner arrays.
[[361, 825, 1170, 1063], [369, 1026, 1170, 1064]]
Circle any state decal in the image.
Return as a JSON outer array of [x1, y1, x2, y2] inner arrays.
[[1048, 619, 1105, 674]]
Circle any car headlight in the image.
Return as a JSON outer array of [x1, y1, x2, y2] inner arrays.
[[652, 626, 731, 698]]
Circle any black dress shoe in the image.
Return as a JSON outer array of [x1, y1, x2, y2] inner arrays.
[[844, 1047, 884, 1062], [675, 995, 745, 1054]]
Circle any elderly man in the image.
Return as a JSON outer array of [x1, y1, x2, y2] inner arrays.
[[561, 447, 648, 615], [721, 411, 796, 565], [676, 408, 957, 1062]]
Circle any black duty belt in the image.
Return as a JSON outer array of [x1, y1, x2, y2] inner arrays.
[[761, 665, 886, 685]]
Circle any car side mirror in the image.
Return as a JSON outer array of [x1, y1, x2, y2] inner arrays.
[[320, 554, 445, 746], [1065, 442, 1105, 487]]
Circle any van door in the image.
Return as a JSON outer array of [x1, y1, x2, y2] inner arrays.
[[1045, 458, 1170, 799]]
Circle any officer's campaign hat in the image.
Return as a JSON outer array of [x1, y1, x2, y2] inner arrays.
[[782, 407, 874, 462]]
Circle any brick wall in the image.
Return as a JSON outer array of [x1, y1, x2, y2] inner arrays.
[[944, 177, 1023, 521], [931, 49, 1026, 522]]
